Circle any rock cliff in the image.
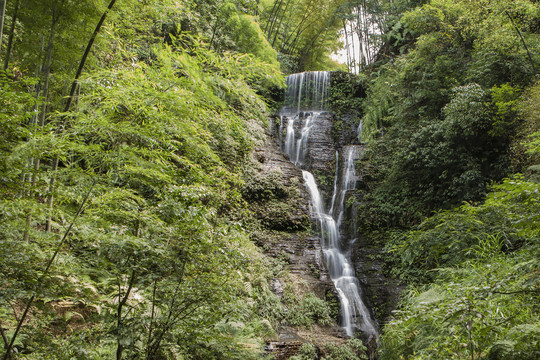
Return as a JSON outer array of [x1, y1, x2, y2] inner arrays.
[[247, 128, 351, 359]]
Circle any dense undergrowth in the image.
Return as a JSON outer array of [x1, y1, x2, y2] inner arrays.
[[348, 0, 540, 358], [380, 176, 540, 359], [0, 41, 284, 359], [0, 0, 295, 358]]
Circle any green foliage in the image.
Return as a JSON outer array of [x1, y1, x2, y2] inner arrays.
[[385, 175, 539, 283], [380, 252, 540, 360], [323, 338, 368, 360], [380, 174, 540, 359], [362, 0, 540, 137], [348, 1, 540, 359], [517, 80, 540, 175], [242, 170, 311, 231], [0, 4, 284, 355], [261, 0, 346, 72], [490, 83, 521, 137], [289, 343, 318, 360], [328, 71, 365, 116], [359, 83, 510, 227], [285, 293, 334, 328], [358, 0, 540, 227], [288, 338, 368, 360], [220, 2, 279, 66]]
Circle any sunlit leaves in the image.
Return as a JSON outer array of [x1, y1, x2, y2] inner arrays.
[[0, 26, 284, 358]]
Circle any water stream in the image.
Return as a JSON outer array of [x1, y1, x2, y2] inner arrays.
[[279, 72, 378, 340]]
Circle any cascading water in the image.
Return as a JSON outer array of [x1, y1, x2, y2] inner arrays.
[[281, 72, 330, 165], [335, 146, 361, 229], [283, 71, 330, 113], [303, 171, 377, 338], [279, 72, 378, 342]]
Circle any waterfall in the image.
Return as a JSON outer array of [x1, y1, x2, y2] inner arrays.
[[283, 71, 330, 113], [335, 146, 361, 229], [279, 71, 377, 340], [281, 72, 330, 165], [303, 171, 377, 338], [329, 151, 339, 215], [278, 116, 285, 152], [284, 117, 296, 159]]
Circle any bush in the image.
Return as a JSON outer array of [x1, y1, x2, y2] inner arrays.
[[286, 294, 333, 328]]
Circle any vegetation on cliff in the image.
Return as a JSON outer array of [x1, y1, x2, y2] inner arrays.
[[0, 0, 292, 358], [348, 0, 540, 358]]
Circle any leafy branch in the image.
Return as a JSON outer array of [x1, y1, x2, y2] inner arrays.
[[2, 179, 95, 360]]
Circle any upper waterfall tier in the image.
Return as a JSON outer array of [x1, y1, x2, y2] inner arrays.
[[282, 71, 330, 113]]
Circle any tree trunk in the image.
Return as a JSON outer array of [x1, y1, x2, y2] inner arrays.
[[271, 0, 292, 47], [146, 263, 186, 359], [505, 10, 538, 79], [0, 0, 6, 51], [342, 19, 351, 72], [145, 279, 158, 360], [116, 270, 136, 360], [0, 320, 10, 360], [266, 0, 284, 42], [45, 158, 58, 232], [263, 0, 280, 35], [64, 0, 118, 113], [3, 0, 19, 71], [26, 0, 59, 239]]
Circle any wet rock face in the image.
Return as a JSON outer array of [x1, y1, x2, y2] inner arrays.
[[348, 149, 406, 324], [274, 112, 337, 197], [249, 137, 335, 296], [249, 135, 348, 358], [265, 340, 303, 360], [335, 112, 362, 147], [244, 147, 310, 232], [352, 241, 406, 325], [302, 113, 335, 177]]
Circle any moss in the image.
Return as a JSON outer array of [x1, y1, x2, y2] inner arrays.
[[328, 71, 366, 116], [286, 293, 334, 328], [308, 263, 320, 279], [325, 289, 341, 323], [313, 169, 333, 189]]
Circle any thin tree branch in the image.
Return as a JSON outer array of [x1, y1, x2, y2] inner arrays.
[[0, 0, 6, 51], [0, 321, 9, 359], [505, 10, 538, 80], [492, 289, 540, 295], [145, 279, 158, 359], [2, 0, 18, 71], [64, 0, 118, 113], [2, 179, 95, 360], [116, 269, 136, 360]]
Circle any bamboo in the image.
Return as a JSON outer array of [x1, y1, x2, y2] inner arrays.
[[0, 0, 6, 51], [64, 0, 118, 113], [2, 0, 18, 71], [505, 10, 538, 80]]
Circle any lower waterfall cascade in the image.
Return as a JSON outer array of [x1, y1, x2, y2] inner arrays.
[[278, 71, 378, 343]]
